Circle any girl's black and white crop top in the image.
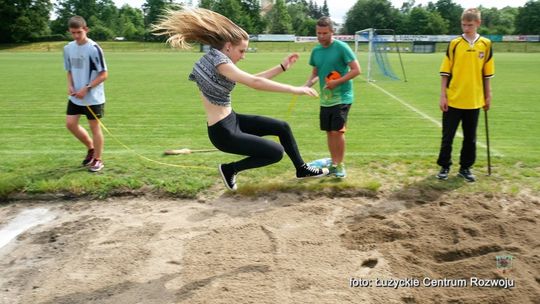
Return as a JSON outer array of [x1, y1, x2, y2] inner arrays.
[[188, 48, 235, 106]]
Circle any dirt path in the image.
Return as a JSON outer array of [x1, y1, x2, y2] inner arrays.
[[0, 191, 538, 304]]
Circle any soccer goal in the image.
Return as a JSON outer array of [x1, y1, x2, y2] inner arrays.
[[355, 28, 407, 82]]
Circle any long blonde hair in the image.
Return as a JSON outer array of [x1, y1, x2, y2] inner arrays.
[[153, 8, 249, 50]]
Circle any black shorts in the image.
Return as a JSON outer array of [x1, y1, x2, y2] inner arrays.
[[320, 104, 351, 132], [66, 100, 104, 120]]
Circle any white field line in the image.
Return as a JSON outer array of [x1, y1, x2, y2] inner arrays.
[[0, 208, 55, 250], [368, 81, 503, 157]]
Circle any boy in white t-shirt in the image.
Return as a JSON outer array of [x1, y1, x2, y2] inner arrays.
[[63, 16, 108, 172]]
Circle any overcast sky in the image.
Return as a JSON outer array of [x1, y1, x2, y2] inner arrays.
[[68, 0, 529, 23]]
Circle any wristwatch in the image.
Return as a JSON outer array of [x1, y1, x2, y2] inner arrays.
[[86, 84, 92, 90]]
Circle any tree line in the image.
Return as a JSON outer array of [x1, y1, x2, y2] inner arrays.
[[343, 0, 540, 36], [1, 0, 539, 43]]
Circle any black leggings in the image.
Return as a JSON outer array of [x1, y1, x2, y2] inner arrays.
[[207, 111, 304, 173]]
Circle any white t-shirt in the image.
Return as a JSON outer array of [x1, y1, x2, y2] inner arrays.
[[63, 39, 107, 105]]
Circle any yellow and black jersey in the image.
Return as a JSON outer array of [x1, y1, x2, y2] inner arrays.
[[440, 35, 495, 109]]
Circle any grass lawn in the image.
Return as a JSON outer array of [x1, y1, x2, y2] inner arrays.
[[0, 49, 539, 199]]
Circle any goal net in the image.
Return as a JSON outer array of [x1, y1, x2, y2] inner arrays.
[[355, 28, 407, 82]]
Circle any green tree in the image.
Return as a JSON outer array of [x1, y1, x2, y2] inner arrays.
[[214, 0, 242, 21], [405, 6, 447, 34], [214, 0, 249, 31], [118, 4, 145, 39], [142, 0, 181, 40], [405, 6, 429, 34], [286, 0, 318, 36], [498, 7, 518, 35], [143, 0, 180, 28], [321, 0, 329, 17], [51, 0, 97, 36], [51, 0, 118, 39], [399, 0, 415, 14], [241, 0, 265, 34], [307, 0, 321, 19], [198, 0, 264, 34], [426, 11, 448, 34], [265, 0, 292, 34], [430, 0, 463, 34], [343, 0, 400, 34], [88, 23, 115, 40], [479, 6, 517, 35], [287, 0, 309, 35], [97, 0, 119, 35], [0, 0, 52, 42], [300, 18, 317, 36], [515, 0, 540, 34], [199, 0, 217, 9]]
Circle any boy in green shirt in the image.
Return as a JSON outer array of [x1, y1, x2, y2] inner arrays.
[[305, 17, 361, 178]]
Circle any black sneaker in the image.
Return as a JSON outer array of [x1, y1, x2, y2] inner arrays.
[[458, 167, 476, 182], [296, 163, 329, 179], [218, 164, 237, 191], [436, 167, 450, 180], [82, 149, 95, 166]]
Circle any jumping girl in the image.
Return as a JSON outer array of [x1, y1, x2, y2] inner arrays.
[[153, 8, 328, 191]]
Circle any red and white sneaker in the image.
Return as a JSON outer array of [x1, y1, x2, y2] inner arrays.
[[88, 159, 104, 172]]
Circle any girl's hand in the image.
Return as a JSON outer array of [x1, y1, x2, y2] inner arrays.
[[293, 86, 318, 97], [281, 53, 299, 71]]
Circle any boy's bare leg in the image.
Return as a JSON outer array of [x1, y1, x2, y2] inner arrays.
[[327, 131, 345, 164], [66, 115, 93, 149], [88, 119, 104, 160]]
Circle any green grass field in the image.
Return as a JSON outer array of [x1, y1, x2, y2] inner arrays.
[[0, 48, 539, 200]]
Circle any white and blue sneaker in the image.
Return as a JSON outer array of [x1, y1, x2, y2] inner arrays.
[[307, 158, 332, 169], [329, 163, 346, 178]]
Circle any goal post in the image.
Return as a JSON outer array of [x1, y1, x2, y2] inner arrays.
[[355, 28, 407, 82]]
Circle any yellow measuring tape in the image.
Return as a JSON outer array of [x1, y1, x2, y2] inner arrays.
[[85, 105, 215, 170], [286, 95, 299, 120]]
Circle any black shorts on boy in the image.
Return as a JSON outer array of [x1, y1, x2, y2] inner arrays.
[[320, 104, 351, 132], [66, 100, 105, 120]]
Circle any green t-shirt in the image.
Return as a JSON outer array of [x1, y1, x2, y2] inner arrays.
[[309, 39, 357, 107]]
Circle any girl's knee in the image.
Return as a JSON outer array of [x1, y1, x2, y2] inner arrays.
[[269, 146, 284, 163], [278, 120, 291, 132]]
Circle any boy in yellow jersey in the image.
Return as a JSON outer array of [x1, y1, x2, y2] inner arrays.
[[436, 8, 494, 182]]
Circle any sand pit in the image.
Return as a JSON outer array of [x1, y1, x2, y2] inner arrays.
[[0, 190, 538, 304]]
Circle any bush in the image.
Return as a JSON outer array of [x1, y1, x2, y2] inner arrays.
[[31, 34, 68, 42], [88, 25, 115, 41]]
